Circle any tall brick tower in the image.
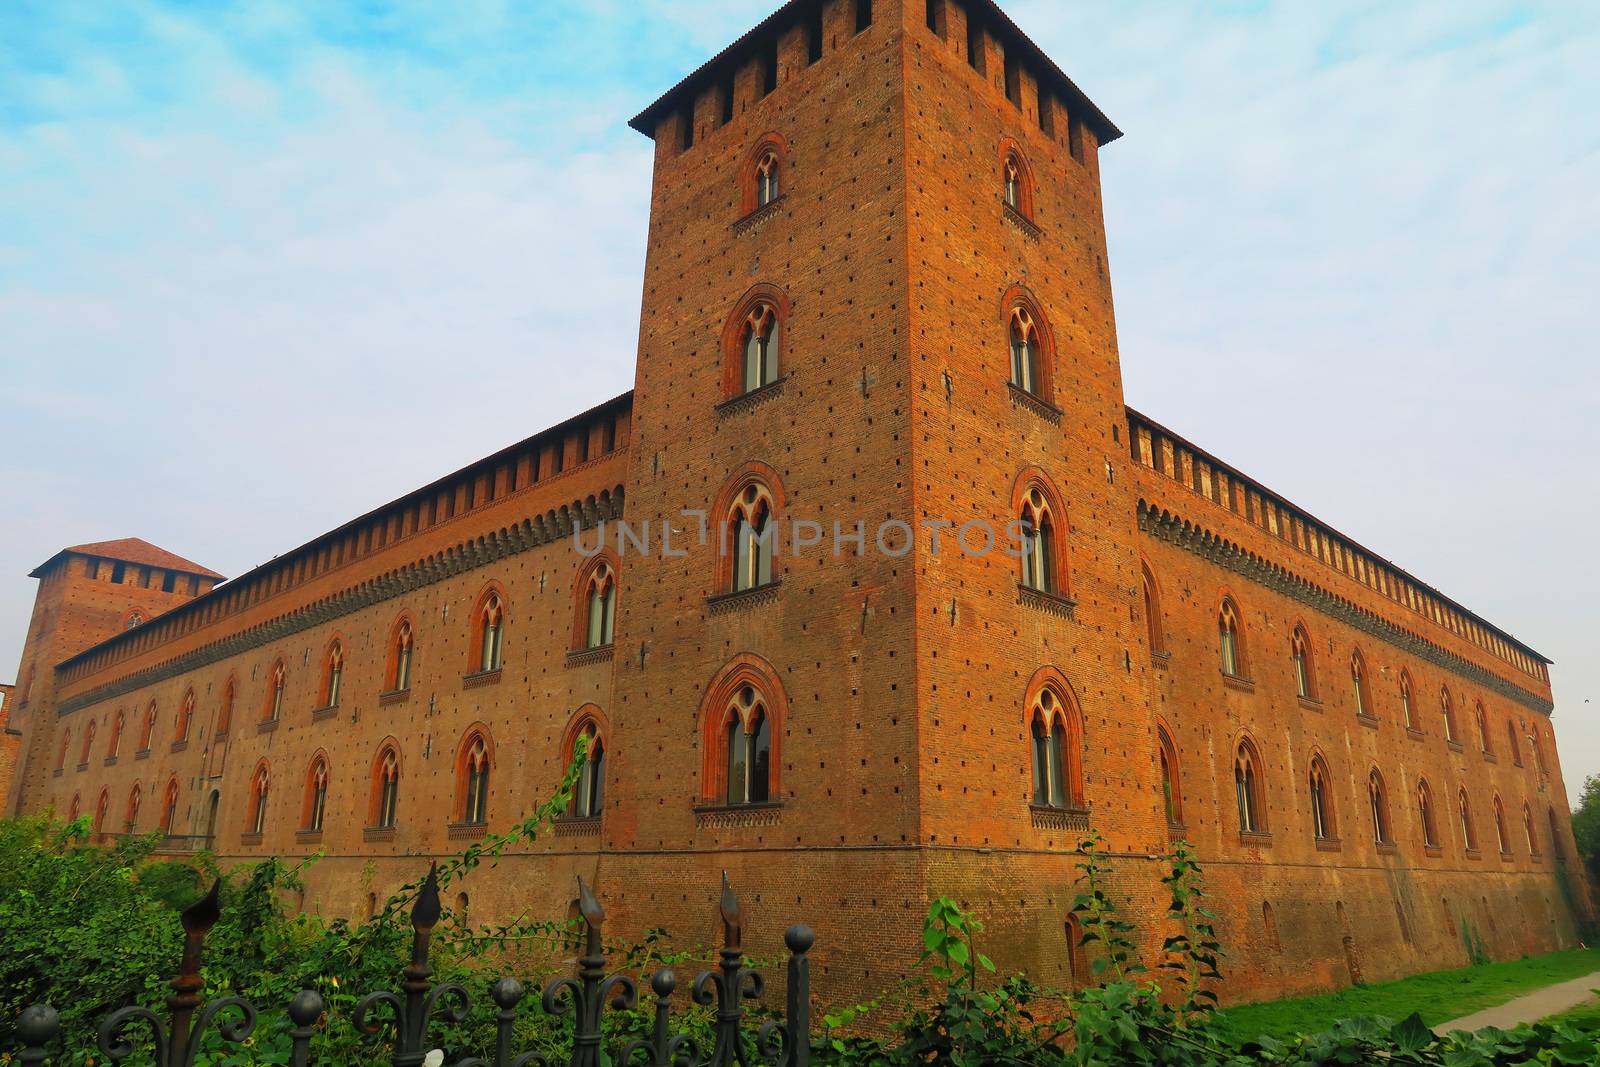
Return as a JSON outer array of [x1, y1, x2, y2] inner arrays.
[[602, 0, 1152, 990], [3, 540, 221, 814]]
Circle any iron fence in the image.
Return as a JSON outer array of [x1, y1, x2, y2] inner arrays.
[[11, 865, 813, 1067]]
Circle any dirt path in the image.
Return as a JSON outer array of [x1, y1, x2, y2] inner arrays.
[[1437, 971, 1600, 1033]]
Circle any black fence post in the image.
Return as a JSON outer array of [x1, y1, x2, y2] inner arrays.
[[97, 879, 260, 1067], [619, 969, 699, 1067], [355, 863, 471, 1067], [541, 877, 636, 1067], [16, 1004, 59, 1067], [694, 873, 761, 1067], [287, 989, 325, 1067]]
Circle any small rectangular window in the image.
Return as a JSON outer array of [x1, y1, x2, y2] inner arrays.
[[1068, 115, 1084, 163], [762, 39, 778, 96], [806, 7, 823, 64], [162, 571, 176, 593], [1004, 54, 1021, 107], [855, 0, 872, 32], [1039, 92, 1055, 136], [111, 561, 126, 584], [678, 104, 695, 151], [721, 72, 735, 125], [966, 20, 985, 73], [85, 558, 99, 580], [925, 0, 944, 36]]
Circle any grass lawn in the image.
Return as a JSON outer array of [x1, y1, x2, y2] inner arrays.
[[1214, 947, 1600, 1042]]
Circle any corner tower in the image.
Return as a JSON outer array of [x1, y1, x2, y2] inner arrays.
[[605, 0, 1148, 991], [3, 539, 221, 814]]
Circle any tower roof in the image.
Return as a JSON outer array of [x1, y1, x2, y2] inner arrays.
[[628, 0, 1121, 146], [30, 538, 224, 580]]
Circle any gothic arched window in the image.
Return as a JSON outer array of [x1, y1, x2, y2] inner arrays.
[[458, 731, 492, 825], [582, 562, 617, 650], [247, 764, 270, 835], [1308, 756, 1334, 841], [303, 756, 329, 832], [1009, 307, 1040, 395], [1350, 651, 1370, 718], [1157, 723, 1182, 828], [1018, 485, 1060, 595], [371, 744, 401, 830], [1291, 624, 1315, 700], [478, 594, 504, 673], [1368, 769, 1391, 845], [1400, 670, 1416, 731], [723, 686, 773, 806], [1417, 778, 1439, 848], [755, 150, 780, 208], [1441, 687, 1459, 744], [730, 482, 777, 593], [1235, 739, 1265, 834], [323, 641, 345, 709], [573, 722, 606, 819], [390, 618, 414, 692], [740, 303, 781, 395], [1219, 598, 1245, 678]]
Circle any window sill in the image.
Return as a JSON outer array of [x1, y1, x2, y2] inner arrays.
[[1424, 844, 1443, 858], [311, 705, 339, 723], [732, 194, 785, 235], [1314, 836, 1342, 853], [135, 748, 151, 761], [1166, 820, 1187, 839], [555, 814, 603, 837], [1356, 713, 1380, 730], [1376, 841, 1399, 856], [378, 688, 410, 707], [566, 644, 615, 668], [1006, 382, 1062, 425], [170, 740, 188, 753], [1446, 740, 1464, 754], [1002, 200, 1043, 241], [1221, 674, 1256, 694], [240, 832, 263, 846], [1296, 695, 1323, 712], [295, 829, 323, 844], [1405, 727, 1426, 742], [257, 719, 279, 735], [104, 755, 118, 767], [52, 768, 62, 778], [1464, 847, 1482, 860], [693, 802, 783, 830], [463, 668, 503, 690], [1531, 850, 1544, 861], [1151, 649, 1171, 671], [1500, 851, 1515, 863], [708, 581, 782, 615], [1482, 751, 1498, 764], [716, 375, 787, 418], [76, 762, 88, 772], [1030, 804, 1090, 833], [1016, 584, 1076, 619], [448, 821, 489, 840], [1238, 831, 1273, 848], [213, 730, 228, 742], [363, 826, 397, 843]]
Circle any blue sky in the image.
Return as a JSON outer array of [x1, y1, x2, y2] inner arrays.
[[2, 1, 1597, 787]]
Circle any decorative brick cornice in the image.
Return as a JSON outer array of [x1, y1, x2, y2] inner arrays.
[[377, 689, 410, 708], [1029, 804, 1089, 833], [462, 668, 502, 690], [1138, 502, 1554, 715], [1007, 382, 1062, 425], [715, 376, 786, 419], [707, 581, 782, 615], [1016, 584, 1076, 619], [694, 802, 783, 829], [554, 815, 602, 837], [311, 705, 338, 722], [362, 826, 397, 843], [565, 645, 615, 668], [732, 195, 784, 236], [448, 821, 488, 840], [54, 490, 625, 718], [1002, 202, 1043, 242]]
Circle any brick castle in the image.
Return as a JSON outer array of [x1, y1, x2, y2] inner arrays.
[[4, 0, 1588, 1006]]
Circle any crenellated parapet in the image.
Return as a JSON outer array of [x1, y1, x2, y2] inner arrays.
[[1126, 408, 1550, 690]]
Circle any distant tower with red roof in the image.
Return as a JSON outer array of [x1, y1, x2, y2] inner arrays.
[[1, 539, 222, 813]]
